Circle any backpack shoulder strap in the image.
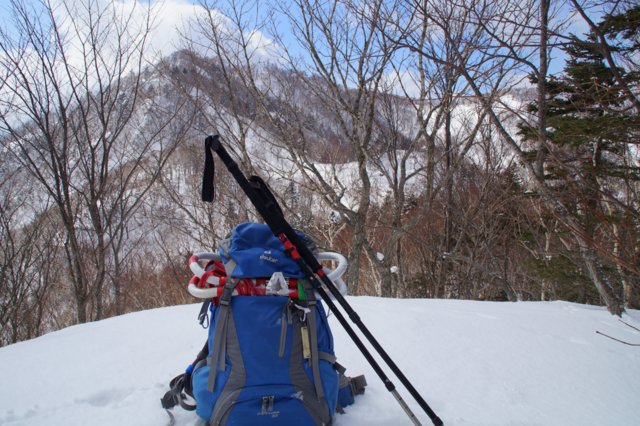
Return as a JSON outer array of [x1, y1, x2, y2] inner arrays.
[[207, 279, 239, 391]]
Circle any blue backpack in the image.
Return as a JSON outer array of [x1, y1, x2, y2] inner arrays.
[[162, 223, 366, 425]]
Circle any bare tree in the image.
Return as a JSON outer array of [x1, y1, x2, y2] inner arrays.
[[176, 0, 394, 294], [0, 165, 62, 346], [0, 0, 184, 323]]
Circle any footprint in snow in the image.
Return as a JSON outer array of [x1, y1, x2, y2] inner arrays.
[[76, 387, 132, 407]]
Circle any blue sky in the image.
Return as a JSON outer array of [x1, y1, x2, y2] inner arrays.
[[0, 0, 605, 86], [0, 1, 205, 56]]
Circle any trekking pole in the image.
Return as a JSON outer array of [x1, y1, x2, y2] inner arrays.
[[203, 135, 444, 426]]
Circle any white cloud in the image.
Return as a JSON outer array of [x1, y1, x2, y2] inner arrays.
[[381, 68, 422, 99], [45, 0, 265, 64], [140, 0, 206, 60], [122, 0, 283, 65]]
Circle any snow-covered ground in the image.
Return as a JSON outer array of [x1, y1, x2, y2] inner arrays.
[[1, 297, 639, 426]]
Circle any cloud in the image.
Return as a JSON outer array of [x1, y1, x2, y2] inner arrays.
[[42, 0, 217, 63], [381, 68, 422, 99], [138, 0, 206, 60], [86, 0, 282, 65]]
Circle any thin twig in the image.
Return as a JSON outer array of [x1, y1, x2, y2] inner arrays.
[[595, 331, 640, 346], [619, 319, 640, 333]]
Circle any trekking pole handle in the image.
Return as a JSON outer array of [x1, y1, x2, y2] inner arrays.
[[207, 135, 284, 225]]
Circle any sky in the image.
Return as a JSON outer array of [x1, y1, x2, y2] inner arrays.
[[0, 0, 212, 59], [0, 0, 582, 67], [0, 0, 617, 99]]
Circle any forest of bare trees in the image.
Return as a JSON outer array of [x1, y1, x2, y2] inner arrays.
[[0, 0, 638, 346]]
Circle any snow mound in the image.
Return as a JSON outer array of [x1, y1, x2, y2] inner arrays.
[[1, 298, 639, 426]]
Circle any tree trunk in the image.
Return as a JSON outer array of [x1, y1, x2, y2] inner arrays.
[[535, 0, 550, 179], [347, 211, 369, 295], [579, 242, 622, 316]]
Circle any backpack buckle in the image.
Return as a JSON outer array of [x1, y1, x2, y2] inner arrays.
[[266, 272, 291, 296]]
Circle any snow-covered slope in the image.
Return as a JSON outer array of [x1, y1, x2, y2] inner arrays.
[[1, 298, 639, 426]]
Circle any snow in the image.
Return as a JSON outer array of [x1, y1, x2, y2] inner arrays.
[[1, 298, 639, 426]]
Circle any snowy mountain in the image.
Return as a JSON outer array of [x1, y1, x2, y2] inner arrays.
[[1, 297, 638, 426]]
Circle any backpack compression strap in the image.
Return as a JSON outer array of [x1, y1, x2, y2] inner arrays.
[[302, 281, 325, 402]]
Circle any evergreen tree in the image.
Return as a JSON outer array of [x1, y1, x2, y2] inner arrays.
[[520, 6, 640, 313]]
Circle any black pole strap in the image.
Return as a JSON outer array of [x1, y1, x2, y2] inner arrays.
[[205, 135, 443, 426], [202, 135, 216, 202]]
